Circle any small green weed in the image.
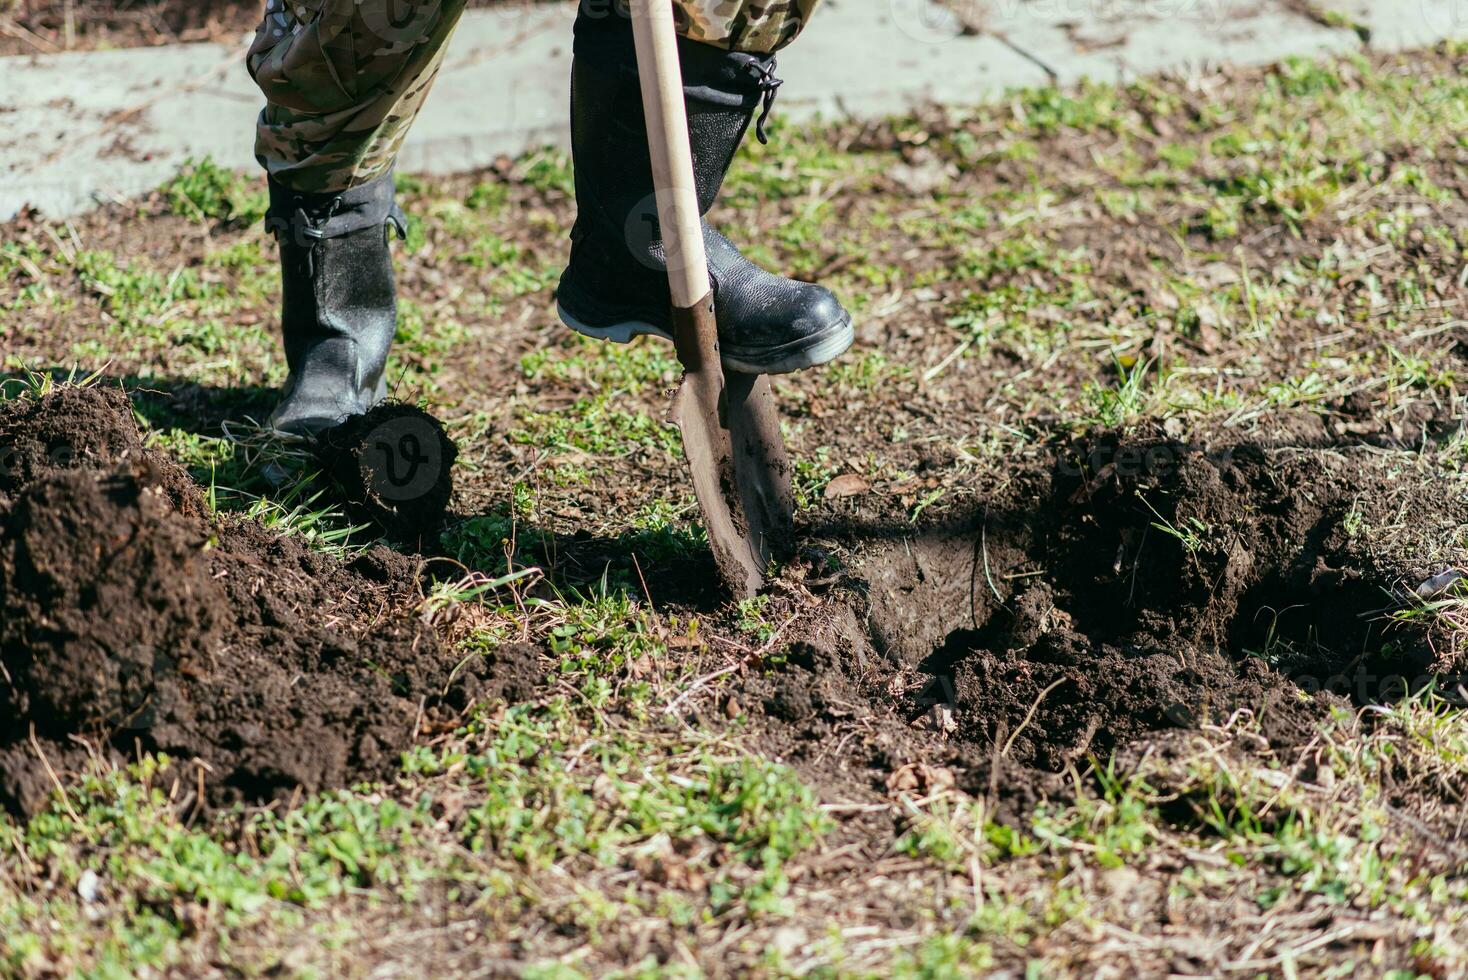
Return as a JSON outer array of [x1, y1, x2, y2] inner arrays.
[[159, 158, 267, 225]]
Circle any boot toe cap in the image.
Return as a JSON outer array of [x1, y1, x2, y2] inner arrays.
[[721, 282, 855, 375], [792, 284, 850, 334]]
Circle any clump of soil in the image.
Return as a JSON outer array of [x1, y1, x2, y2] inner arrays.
[[0, 384, 201, 518], [0, 387, 531, 818], [745, 428, 1448, 807], [316, 402, 458, 545], [1, 466, 224, 733]]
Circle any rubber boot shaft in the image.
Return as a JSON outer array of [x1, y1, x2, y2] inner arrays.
[[266, 171, 405, 436], [557, 11, 852, 375]]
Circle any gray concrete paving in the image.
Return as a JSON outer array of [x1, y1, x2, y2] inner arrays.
[[1314, 0, 1466, 50], [0, 0, 1461, 220], [976, 0, 1360, 83]]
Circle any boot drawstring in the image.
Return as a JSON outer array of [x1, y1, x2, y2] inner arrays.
[[750, 59, 783, 145], [295, 206, 327, 278], [284, 198, 339, 278]]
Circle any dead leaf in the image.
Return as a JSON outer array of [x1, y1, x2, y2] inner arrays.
[[909, 704, 958, 736], [887, 765, 920, 793], [888, 158, 958, 196], [824, 474, 870, 499], [886, 761, 957, 796], [592, 774, 621, 806]]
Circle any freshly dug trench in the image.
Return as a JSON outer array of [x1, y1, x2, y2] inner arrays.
[[751, 430, 1453, 798], [0, 387, 529, 817], [904, 437, 1439, 770]]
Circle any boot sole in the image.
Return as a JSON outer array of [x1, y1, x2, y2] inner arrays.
[[557, 302, 855, 376]]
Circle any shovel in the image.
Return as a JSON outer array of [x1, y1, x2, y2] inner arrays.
[[630, 0, 794, 599]]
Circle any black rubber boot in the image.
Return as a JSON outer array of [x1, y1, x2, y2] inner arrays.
[[264, 172, 406, 437], [556, 15, 853, 375]]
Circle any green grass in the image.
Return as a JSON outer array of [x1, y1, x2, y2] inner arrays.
[[142, 420, 380, 557], [2, 703, 830, 976], [511, 397, 682, 458], [159, 157, 269, 227], [1, 757, 435, 975]]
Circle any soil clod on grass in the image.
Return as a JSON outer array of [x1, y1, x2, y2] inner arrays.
[[0, 386, 509, 818], [315, 401, 458, 545]]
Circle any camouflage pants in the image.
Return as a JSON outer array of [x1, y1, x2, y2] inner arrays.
[[249, 0, 820, 193]]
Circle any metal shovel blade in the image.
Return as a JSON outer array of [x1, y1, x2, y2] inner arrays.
[[670, 296, 793, 599], [725, 370, 794, 559], [630, 0, 792, 599]]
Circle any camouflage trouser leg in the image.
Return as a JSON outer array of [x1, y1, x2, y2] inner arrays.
[[248, 0, 821, 194], [248, 0, 468, 193], [583, 0, 822, 55]]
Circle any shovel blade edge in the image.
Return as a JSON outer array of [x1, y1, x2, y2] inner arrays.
[[673, 378, 765, 599], [725, 371, 795, 562]]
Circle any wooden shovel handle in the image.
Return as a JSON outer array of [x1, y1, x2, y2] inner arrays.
[[630, 0, 709, 310]]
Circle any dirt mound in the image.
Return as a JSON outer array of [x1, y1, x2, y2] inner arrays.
[[316, 402, 458, 545], [0, 384, 206, 519], [748, 430, 1449, 802], [1, 466, 225, 733], [0, 387, 532, 817], [0, 385, 139, 491]]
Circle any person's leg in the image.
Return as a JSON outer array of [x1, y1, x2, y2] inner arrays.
[[247, 0, 467, 435], [672, 0, 821, 54], [557, 0, 853, 375]]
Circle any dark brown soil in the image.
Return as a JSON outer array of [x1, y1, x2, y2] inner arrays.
[[0, 386, 539, 817], [735, 424, 1445, 815], [2, 466, 226, 733], [316, 401, 458, 546], [0, 384, 200, 517]]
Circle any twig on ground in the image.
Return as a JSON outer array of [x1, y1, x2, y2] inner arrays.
[[28, 727, 86, 832], [631, 552, 654, 609], [663, 610, 802, 716], [922, 339, 971, 385], [0, 16, 61, 52], [979, 508, 1007, 610]]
